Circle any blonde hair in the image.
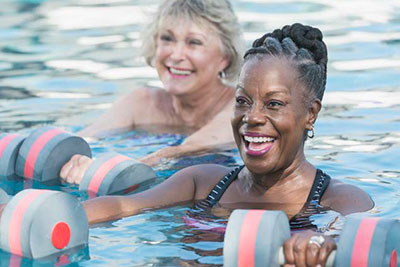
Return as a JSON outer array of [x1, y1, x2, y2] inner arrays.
[[141, 0, 244, 85]]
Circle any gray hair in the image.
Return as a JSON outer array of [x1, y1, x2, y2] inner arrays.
[[244, 23, 328, 103], [141, 0, 244, 85]]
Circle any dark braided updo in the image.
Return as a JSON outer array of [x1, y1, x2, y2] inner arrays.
[[244, 23, 328, 102]]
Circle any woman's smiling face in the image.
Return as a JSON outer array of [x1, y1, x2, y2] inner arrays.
[[231, 56, 315, 174], [154, 17, 228, 96]]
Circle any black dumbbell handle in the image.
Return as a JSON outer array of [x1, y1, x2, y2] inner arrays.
[[278, 247, 336, 266]]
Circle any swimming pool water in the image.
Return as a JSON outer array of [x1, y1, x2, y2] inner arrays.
[[0, 0, 400, 265]]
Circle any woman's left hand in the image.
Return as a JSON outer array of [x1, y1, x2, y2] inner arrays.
[[139, 146, 182, 166], [283, 230, 336, 267]]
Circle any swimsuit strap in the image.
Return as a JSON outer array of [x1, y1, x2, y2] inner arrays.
[[289, 169, 331, 230], [195, 165, 244, 211], [195, 166, 331, 223], [306, 169, 331, 204]]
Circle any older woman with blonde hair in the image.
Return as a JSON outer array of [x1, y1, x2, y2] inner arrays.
[[61, 0, 244, 182]]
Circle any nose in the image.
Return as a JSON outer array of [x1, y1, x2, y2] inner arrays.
[[170, 42, 186, 61], [242, 107, 267, 126]]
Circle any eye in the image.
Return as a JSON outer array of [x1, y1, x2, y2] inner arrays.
[[266, 100, 284, 108], [160, 34, 173, 42], [188, 38, 203, 46], [235, 96, 250, 106]]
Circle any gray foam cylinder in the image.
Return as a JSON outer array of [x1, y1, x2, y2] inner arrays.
[[0, 189, 89, 259], [336, 216, 400, 267], [0, 133, 25, 179], [15, 126, 91, 182], [79, 152, 156, 196], [224, 209, 290, 267]]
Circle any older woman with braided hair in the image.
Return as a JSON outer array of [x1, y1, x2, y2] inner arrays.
[[77, 23, 374, 266]]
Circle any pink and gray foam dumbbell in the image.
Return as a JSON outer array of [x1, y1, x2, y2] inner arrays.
[[79, 152, 156, 197], [15, 126, 92, 182], [0, 126, 156, 196], [0, 188, 88, 259], [224, 209, 400, 267]]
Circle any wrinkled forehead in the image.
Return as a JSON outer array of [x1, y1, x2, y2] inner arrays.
[[237, 55, 307, 95], [158, 13, 218, 36], [240, 56, 299, 82]]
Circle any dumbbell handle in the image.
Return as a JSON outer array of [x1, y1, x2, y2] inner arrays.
[[278, 247, 336, 266]]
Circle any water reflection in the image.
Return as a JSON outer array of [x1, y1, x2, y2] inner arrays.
[[0, 0, 399, 266], [0, 86, 35, 99]]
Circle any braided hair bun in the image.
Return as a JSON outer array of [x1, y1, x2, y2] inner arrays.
[[244, 23, 328, 101]]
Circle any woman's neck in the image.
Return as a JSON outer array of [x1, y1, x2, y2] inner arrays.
[[171, 82, 234, 127], [238, 157, 315, 201]]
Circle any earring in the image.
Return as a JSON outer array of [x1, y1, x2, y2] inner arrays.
[[307, 125, 315, 139], [218, 70, 226, 80]]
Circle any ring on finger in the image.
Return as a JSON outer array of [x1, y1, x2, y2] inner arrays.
[[308, 235, 325, 248]]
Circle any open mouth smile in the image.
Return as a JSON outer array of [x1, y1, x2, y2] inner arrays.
[[167, 66, 193, 77], [242, 134, 276, 156]]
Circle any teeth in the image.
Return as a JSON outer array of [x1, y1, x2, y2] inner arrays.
[[244, 136, 275, 143], [169, 67, 192, 75]]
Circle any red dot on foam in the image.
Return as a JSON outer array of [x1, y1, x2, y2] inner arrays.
[[390, 250, 397, 267], [51, 222, 71, 249]]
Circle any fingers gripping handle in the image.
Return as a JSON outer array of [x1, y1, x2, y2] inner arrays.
[[277, 247, 336, 266]]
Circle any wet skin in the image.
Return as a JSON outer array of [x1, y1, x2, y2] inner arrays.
[[231, 55, 318, 185]]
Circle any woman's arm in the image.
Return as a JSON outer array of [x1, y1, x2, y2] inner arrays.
[[82, 165, 198, 224], [81, 164, 228, 224], [139, 101, 236, 166], [78, 88, 152, 138]]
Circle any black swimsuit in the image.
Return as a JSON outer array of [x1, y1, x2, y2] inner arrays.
[[194, 165, 331, 230]]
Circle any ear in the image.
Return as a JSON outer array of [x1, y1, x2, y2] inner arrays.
[[305, 99, 321, 130], [218, 55, 230, 73]]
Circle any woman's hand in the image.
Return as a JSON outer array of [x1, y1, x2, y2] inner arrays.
[[60, 154, 93, 184], [283, 230, 336, 267], [139, 146, 180, 166]]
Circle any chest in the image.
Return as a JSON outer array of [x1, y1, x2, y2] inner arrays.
[[216, 180, 312, 218]]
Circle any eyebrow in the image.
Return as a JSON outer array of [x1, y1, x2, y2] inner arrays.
[[161, 29, 208, 39], [236, 85, 290, 96]]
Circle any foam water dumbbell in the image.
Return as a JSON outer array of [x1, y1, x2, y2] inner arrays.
[[2, 126, 156, 196], [15, 126, 92, 182], [0, 133, 26, 179], [224, 209, 400, 267], [79, 152, 156, 196], [0, 189, 88, 259]]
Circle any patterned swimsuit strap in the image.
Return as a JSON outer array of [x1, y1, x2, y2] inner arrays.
[[307, 169, 331, 203], [202, 165, 244, 208]]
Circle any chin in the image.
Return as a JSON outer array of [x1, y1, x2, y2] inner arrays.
[[240, 155, 269, 175]]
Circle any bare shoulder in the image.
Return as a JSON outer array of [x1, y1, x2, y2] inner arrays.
[[172, 164, 232, 200], [120, 87, 165, 106], [321, 179, 374, 215], [123, 87, 172, 123]]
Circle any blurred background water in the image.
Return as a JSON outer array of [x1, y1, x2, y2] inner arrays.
[[0, 0, 400, 265]]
